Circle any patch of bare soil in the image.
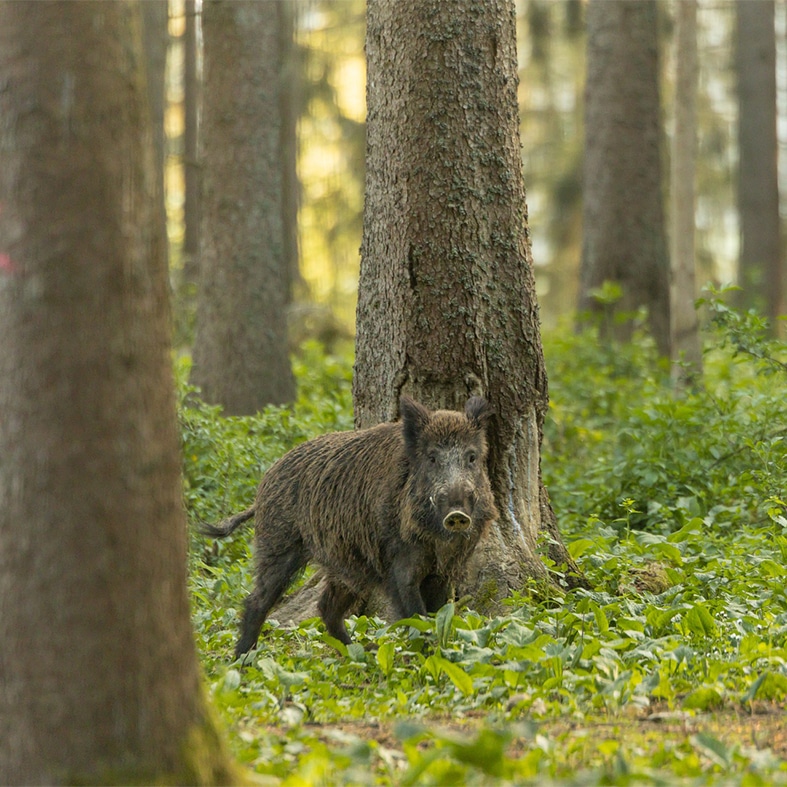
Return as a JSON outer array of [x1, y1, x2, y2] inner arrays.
[[270, 701, 787, 762]]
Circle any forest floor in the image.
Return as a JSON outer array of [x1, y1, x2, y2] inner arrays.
[[284, 704, 787, 759], [232, 699, 787, 783]]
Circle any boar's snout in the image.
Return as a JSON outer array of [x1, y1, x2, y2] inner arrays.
[[431, 480, 477, 534], [442, 509, 473, 532]]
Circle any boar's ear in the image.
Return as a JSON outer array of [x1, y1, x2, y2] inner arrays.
[[400, 395, 430, 454], [465, 396, 492, 430]]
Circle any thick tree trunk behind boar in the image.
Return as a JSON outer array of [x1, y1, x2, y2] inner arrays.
[[274, 0, 585, 630]]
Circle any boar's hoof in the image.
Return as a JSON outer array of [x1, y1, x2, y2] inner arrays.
[[443, 510, 472, 532]]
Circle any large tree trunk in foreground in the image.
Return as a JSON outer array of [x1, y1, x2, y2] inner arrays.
[[191, 0, 295, 413], [277, 0, 584, 627], [0, 3, 236, 783], [579, 0, 671, 356]]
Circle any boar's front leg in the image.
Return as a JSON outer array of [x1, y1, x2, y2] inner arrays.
[[420, 574, 450, 613], [387, 549, 430, 620]]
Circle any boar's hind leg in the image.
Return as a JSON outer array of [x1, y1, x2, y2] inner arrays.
[[235, 541, 307, 658], [318, 581, 360, 646], [420, 574, 450, 613]]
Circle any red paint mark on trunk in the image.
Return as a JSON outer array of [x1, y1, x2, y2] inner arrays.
[[0, 253, 16, 273]]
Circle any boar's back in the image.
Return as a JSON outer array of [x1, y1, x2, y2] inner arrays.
[[256, 422, 407, 577]]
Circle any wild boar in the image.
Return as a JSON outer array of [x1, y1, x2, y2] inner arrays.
[[202, 395, 498, 656]]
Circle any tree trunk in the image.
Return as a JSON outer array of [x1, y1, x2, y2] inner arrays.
[[278, 0, 304, 301], [579, 0, 671, 356], [191, 0, 295, 413], [276, 0, 585, 630], [0, 3, 236, 783], [141, 0, 169, 257], [670, 0, 703, 387], [356, 0, 585, 597], [735, 0, 782, 327], [181, 0, 202, 288]]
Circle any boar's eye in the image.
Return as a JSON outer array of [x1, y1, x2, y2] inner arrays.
[[427, 451, 437, 464], [466, 451, 477, 466]]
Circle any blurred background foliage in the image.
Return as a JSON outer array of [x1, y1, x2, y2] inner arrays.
[[164, 0, 781, 339]]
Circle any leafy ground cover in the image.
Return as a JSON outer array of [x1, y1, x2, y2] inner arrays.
[[182, 305, 787, 785]]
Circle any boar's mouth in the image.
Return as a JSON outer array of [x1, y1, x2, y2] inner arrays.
[[442, 510, 473, 533]]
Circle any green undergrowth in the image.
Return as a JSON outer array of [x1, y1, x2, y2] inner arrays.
[[182, 306, 787, 785]]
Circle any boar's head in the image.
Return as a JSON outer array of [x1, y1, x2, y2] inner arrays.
[[400, 395, 498, 539]]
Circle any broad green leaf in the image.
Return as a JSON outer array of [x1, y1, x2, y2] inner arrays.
[[741, 671, 769, 704], [347, 642, 366, 663], [617, 617, 645, 635], [647, 606, 683, 635], [273, 664, 309, 691], [667, 518, 704, 543], [499, 620, 536, 648], [440, 658, 475, 697], [321, 634, 349, 656], [568, 538, 597, 559], [399, 747, 443, 787], [756, 559, 786, 578], [428, 654, 474, 696], [376, 641, 395, 677], [435, 602, 455, 649], [651, 541, 683, 564], [691, 732, 732, 768], [222, 668, 241, 692], [423, 654, 442, 682], [592, 603, 610, 634], [743, 671, 787, 702], [684, 604, 718, 638], [389, 616, 433, 633]]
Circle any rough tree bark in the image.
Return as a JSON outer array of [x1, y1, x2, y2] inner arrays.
[[278, 0, 304, 301], [191, 0, 295, 412], [0, 3, 236, 784], [670, 0, 703, 387], [181, 0, 202, 288], [735, 0, 782, 327], [141, 0, 169, 250], [276, 0, 584, 627], [578, 0, 671, 356]]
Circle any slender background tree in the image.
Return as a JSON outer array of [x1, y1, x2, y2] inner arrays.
[[191, 0, 295, 412], [735, 0, 782, 328], [670, 0, 703, 386], [181, 0, 202, 289], [278, 0, 304, 301], [141, 0, 169, 253], [578, 0, 671, 355], [0, 2, 235, 782]]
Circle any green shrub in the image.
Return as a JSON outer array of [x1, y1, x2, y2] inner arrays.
[[178, 341, 353, 528], [542, 300, 787, 537]]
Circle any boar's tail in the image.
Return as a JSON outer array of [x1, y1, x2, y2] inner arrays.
[[199, 506, 255, 538]]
